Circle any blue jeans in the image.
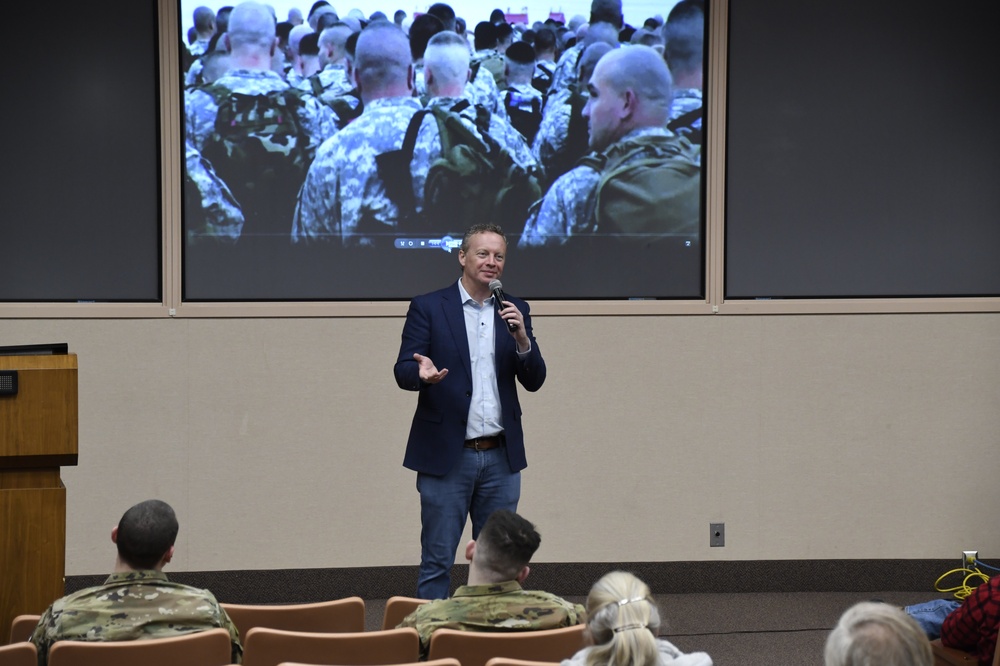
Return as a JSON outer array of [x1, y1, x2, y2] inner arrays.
[[904, 599, 962, 639], [416, 446, 520, 600]]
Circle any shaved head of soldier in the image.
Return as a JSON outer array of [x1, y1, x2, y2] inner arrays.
[[113, 500, 179, 570], [582, 21, 619, 49], [193, 6, 216, 36], [319, 22, 352, 65], [426, 3, 457, 32], [354, 21, 413, 102], [663, 0, 704, 88], [466, 510, 541, 584], [424, 31, 471, 97], [589, 0, 623, 29], [226, 2, 277, 61], [583, 45, 673, 152], [576, 41, 614, 86]]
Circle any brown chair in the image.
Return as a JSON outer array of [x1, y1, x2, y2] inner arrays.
[[221, 598, 366, 639], [0, 642, 37, 666], [381, 596, 431, 630], [427, 625, 587, 666], [8, 614, 41, 644], [930, 636, 1000, 666], [485, 658, 563, 666], [242, 627, 421, 666], [277, 660, 461, 666], [46, 627, 233, 666]]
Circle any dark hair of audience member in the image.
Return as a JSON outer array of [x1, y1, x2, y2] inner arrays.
[[455, 17, 467, 34], [618, 25, 635, 42], [473, 509, 540, 581], [276, 21, 292, 43], [116, 500, 179, 570], [308, 0, 331, 19], [521, 29, 536, 45], [490, 8, 506, 24], [496, 22, 514, 44], [474, 21, 497, 51], [534, 27, 556, 53], [345, 30, 359, 59], [216, 6, 234, 34], [426, 3, 457, 32], [410, 13, 445, 61], [298, 31, 320, 57]]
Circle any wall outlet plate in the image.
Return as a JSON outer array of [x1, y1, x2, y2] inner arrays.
[[963, 550, 978, 569], [710, 523, 725, 547]]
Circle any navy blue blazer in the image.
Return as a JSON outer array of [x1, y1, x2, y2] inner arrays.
[[394, 282, 546, 476]]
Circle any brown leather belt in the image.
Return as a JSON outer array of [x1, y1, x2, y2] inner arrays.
[[464, 436, 502, 451]]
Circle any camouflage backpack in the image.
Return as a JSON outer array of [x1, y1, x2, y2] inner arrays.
[[576, 133, 701, 243], [306, 73, 364, 129], [472, 51, 506, 88], [376, 101, 543, 237], [200, 84, 314, 243], [546, 82, 591, 183]]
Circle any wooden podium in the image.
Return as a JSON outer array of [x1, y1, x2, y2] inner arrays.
[[0, 352, 78, 641]]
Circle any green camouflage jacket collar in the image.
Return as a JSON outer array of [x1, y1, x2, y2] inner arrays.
[[103, 570, 169, 585], [452, 580, 523, 597]]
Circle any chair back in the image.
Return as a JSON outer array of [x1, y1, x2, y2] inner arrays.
[[485, 659, 562, 666], [381, 596, 431, 630], [222, 597, 366, 638], [46, 627, 233, 666], [428, 624, 587, 666], [8, 614, 41, 644], [242, 627, 421, 666], [278, 660, 461, 666], [0, 642, 37, 666]]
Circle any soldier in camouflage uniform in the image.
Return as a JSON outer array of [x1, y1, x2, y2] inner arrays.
[[184, 139, 244, 242], [423, 32, 536, 171], [532, 42, 614, 185], [397, 510, 584, 658], [546, 0, 623, 99], [663, 0, 704, 150], [521, 46, 699, 246], [298, 22, 355, 104], [292, 21, 444, 246], [29, 500, 241, 666]]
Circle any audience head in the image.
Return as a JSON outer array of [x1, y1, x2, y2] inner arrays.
[[585, 571, 663, 666], [424, 31, 471, 97], [490, 8, 507, 24], [216, 6, 235, 34], [584, 21, 620, 48], [288, 24, 313, 55], [474, 21, 497, 51], [288, 7, 303, 25], [454, 17, 467, 35], [495, 22, 515, 53], [113, 500, 179, 571], [319, 22, 352, 66], [534, 27, 557, 56], [193, 6, 216, 37], [467, 509, 540, 584], [662, 0, 704, 88], [504, 41, 535, 86], [409, 13, 445, 61], [577, 41, 614, 86], [824, 602, 933, 666], [584, 45, 672, 152], [354, 21, 413, 102], [568, 14, 587, 31], [590, 0, 623, 30], [426, 3, 457, 32], [225, 2, 277, 64], [309, 4, 338, 31], [394, 9, 407, 26]]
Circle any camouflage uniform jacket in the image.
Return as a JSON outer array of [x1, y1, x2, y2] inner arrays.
[[292, 96, 443, 245], [188, 38, 211, 57], [29, 570, 242, 666], [546, 43, 583, 102], [299, 63, 353, 103], [668, 87, 703, 152], [520, 126, 678, 247], [184, 138, 244, 242], [185, 68, 338, 153], [396, 580, 585, 658], [425, 96, 538, 170]]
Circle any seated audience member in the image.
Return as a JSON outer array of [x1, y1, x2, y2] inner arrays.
[[563, 571, 711, 666], [398, 509, 584, 658], [826, 601, 932, 666], [29, 499, 242, 666], [904, 575, 1000, 665]]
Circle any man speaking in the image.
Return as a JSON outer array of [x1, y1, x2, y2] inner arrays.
[[394, 223, 546, 600]]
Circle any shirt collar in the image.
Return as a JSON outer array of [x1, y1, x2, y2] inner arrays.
[[452, 580, 523, 597], [104, 570, 170, 585], [457, 278, 493, 307]]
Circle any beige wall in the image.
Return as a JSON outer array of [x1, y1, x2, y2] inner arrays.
[[2, 313, 997, 575]]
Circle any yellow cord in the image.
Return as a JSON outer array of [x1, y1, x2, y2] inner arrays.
[[934, 567, 991, 600]]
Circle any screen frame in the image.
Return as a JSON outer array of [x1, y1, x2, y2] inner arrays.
[[1, 0, 997, 318]]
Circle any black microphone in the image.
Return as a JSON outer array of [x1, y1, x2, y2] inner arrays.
[[489, 279, 518, 331]]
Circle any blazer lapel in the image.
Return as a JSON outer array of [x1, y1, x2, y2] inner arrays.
[[442, 284, 472, 381]]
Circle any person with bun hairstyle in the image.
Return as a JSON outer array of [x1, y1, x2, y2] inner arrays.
[[563, 571, 713, 666]]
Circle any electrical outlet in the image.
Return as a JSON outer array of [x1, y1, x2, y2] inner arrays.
[[963, 550, 978, 569], [710, 523, 725, 547]]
